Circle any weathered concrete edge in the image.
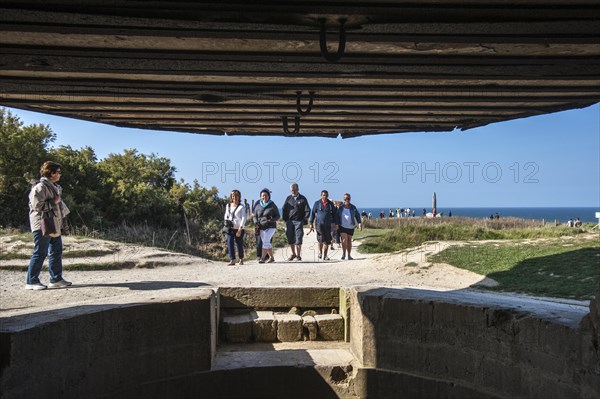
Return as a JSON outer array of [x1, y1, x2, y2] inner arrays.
[[348, 285, 599, 399], [351, 285, 590, 327], [0, 288, 216, 399]]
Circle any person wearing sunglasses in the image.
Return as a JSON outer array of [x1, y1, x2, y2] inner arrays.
[[336, 193, 362, 260]]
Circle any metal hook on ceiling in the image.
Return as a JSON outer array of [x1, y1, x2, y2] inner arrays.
[[319, 18, 347, 62], [296, 91, 315, 116], [281, 116, 300, 135]]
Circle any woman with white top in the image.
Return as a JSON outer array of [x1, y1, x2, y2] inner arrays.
[[336, 193, 362, 260], [224, 189, 247, 265]]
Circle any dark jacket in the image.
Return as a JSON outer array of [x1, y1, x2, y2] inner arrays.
[[309, 199, 337, 227], [282, 194, 310, 222], [337, 204, 361, 228], [253, 200, 280, 229]]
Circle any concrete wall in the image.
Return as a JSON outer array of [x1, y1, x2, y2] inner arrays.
[[350, 286, 599, 399], [2, 285, 598, 399], [0, 289, 216, 399]]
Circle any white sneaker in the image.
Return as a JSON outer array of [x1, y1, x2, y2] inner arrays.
[[49, 279, 72, 288], [25, 282, 47, 290]]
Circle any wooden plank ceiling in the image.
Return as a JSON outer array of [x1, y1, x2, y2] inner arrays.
[[0, 1, 599, 138]]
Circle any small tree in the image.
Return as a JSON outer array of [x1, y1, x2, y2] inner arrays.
[[0, 108, 54, 227], [98, 148, 179, 227], [50, 145, 107, 227]]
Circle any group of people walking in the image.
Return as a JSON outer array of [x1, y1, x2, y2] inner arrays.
[[223, 183, 363, 265], [24, 161, 363, 291]]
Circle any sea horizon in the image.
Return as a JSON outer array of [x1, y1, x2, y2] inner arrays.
[[359, 206, 600, 223]]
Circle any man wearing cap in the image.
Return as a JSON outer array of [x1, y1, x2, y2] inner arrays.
[[282, 183, 310, 261]]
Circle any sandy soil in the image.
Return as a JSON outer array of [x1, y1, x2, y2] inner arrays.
[[0, 228, 498, 317]]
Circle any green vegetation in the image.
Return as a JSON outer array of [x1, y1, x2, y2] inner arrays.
[[0, 253, 30, 261], [430, 239, 599, 300], [1, 107, 229, 260], [357, 218, 598, 299], [62, 249, 116, 258], [359, 222, 587, 253], [353, 227, 391, 241], [0, 262, 137, 271]]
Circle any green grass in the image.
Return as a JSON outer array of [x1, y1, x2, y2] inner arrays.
[[430, 239, 599, 299], [0, 261, 137, 271], [62, 249, 116, 258], [0, 249, 115, 261], [359, 223, 586, 253], [0, 253, 30, 260], [1, 232, 33, 242], [353, 227, 391, 241]]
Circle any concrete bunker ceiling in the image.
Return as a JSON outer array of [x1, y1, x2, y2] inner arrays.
[[0, 1, 599, 138]]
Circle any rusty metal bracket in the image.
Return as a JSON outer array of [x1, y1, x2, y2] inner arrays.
[[281, 116, 300, 134], [296, 91, 315, 116], [319, 18, 346, 62]]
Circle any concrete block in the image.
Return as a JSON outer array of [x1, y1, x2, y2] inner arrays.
[[219, 287, 339, 308], [302, 315, 318, 341], [251, 311, 277, 342], [315, 314, 344, 341], [275, 314, 303, 342], [221, 313, 253, 343]]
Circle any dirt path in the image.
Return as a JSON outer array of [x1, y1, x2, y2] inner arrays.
[[0, 228, 493, 317]]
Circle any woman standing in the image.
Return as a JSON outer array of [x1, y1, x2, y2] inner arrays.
[[224, 189, 247, 265], [253, 188, 280, 263], [26, 161, 72, 290], [336, 193, 362, 260]]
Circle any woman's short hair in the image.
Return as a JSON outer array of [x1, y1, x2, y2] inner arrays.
[[40, 161, 62, 178], [344, 193, 351, 200]]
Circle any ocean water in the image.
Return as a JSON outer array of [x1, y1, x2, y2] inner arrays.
[[360, 207, 600, 223]]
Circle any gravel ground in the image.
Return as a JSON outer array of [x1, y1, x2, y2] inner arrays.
[[0, 229, 495, 317]]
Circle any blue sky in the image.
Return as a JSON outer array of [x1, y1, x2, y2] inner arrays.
[[7, 103, 600, 209]]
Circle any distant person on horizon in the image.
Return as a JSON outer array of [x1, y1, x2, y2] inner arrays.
[[282, 183, 310, 261], [224, 189, 247, 266], [495, 212, 500, 220], [243, 198, 250, 217], [337, 193, 362, 260], [254, 188, 280, 263], [361, 210, 368, 224], [26, 161, 72, 290], [309, 190, 337, 261], [422, 208, 427, 217], [448, 210, 452, 217], [574, 218, 582, 227]]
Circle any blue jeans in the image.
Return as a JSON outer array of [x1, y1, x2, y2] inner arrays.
[[226, 229, 245, 260], [27, 230, 63, 284]]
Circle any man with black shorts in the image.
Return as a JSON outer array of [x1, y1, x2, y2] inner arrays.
[[309, 190, 337, 261], [282, 183, 310, 261]]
